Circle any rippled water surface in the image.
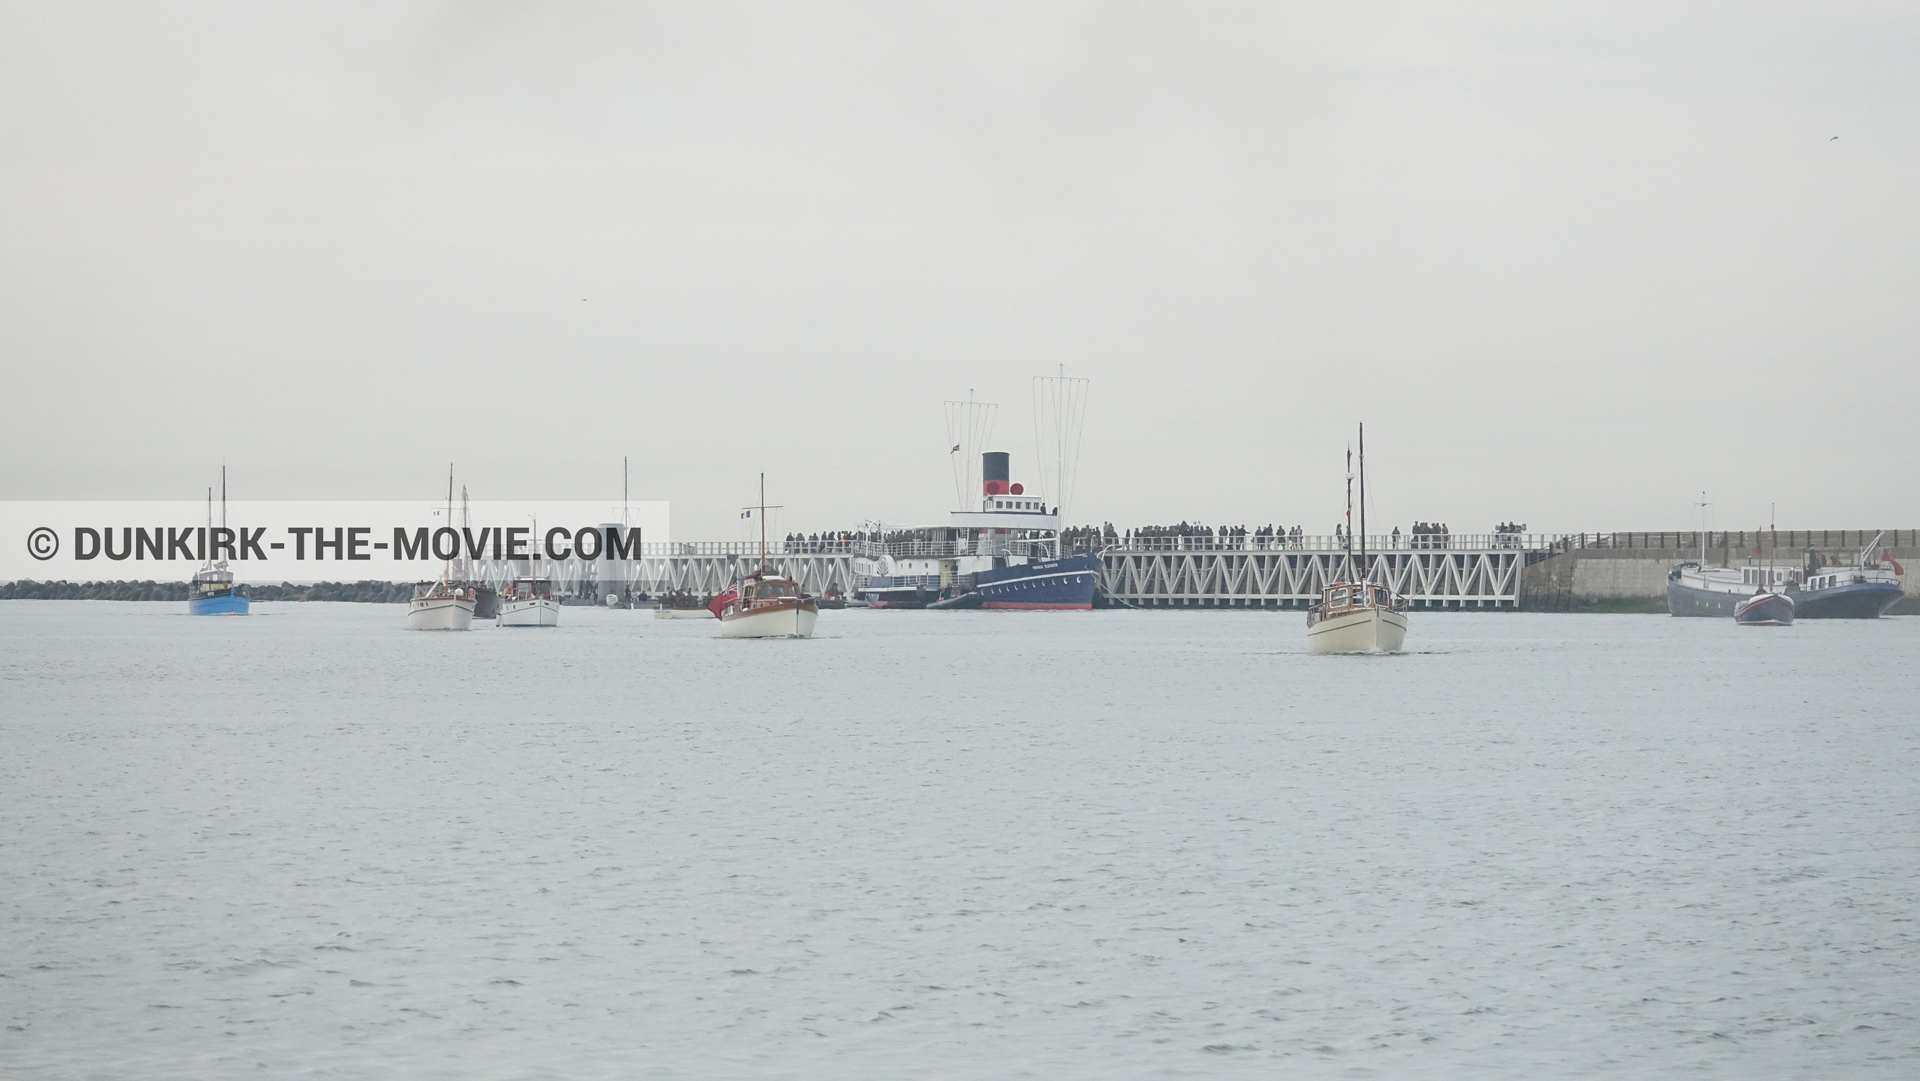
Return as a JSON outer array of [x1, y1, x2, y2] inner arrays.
[[3, 602, 1917, 1079]]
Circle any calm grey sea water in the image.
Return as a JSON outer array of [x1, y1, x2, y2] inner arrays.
[[2, 602, 1916, 1079]]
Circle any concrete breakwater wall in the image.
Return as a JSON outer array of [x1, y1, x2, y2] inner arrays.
[[1520, 532, 1919, 611]]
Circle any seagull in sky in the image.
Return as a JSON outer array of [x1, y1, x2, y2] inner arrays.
[[1830, 135, 1839, 141]]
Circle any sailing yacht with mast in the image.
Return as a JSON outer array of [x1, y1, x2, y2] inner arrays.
[[1306, 425, 1408, 654], [714, 474, 818, 639], [407, 468, 477, 631], [188, 466, 248, 615]]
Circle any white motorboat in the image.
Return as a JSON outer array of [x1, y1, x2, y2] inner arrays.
[[408, 582, 476, 631], [1306, 424, 1408, 655], [716, 572, 818, 639], [1307, 583, 1409, 654], [407, 468, 476, 631], [498, 577, 560, 628], [716, 474, 818, 639], [655, 606, 713, 620]]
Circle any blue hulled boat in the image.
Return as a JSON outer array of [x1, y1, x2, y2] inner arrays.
[[973, 553, 1101, 609], [189, 469, 249, 615], [188, 574, 249, 615], [856, 451, 1101, 610], [1669, 530, 1902, 620]]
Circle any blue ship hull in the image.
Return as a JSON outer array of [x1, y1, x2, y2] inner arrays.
[[188, 592, 250, 616], [972, 554, 1101, 610], [1787, 581, 1901, 619]]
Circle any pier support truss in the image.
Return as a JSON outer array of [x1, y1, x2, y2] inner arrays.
[[465, 537, 1528, 607], [469, 550, 860, 600], [1097, 548, 1524, 608]]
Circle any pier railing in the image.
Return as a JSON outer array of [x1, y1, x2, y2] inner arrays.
[[497, 530, 1916, 563]]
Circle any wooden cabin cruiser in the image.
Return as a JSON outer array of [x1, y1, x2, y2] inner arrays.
[[498, 577, 560, 628], [1307, 581, 1409, 654], [716, 474, 819, 638], [1306, 425, 1407, 654], [714, 571, 817, 638]]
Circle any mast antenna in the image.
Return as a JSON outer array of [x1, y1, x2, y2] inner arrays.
[[1344, 443, 1354, 580], [1358, 424, 1367, 585], [1693, 491, 1712, 564]]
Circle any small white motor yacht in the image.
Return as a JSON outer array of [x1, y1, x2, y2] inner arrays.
[[1307, 582, 1409, 654], [498, 577, 560, 628], [408, 580, 476, 631]]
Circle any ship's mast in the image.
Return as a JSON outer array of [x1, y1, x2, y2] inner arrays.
[[1343, 444, 1354, 580], [445, 464, 455, 583], [1358, 424, 1368, 585], [1768, 503, 1776, 587], [759, 472, 767, 573], [1694, 491, 1711, 564]]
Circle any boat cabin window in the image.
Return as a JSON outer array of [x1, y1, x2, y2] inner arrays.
[[1329, 587, 1349, 607]]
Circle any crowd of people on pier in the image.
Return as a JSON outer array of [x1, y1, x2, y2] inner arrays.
[[775, 520, 1519, 557], [1061, 524, 1121, 555], [781, 530, 860, 554], [780, 528, 961, 555], [1118, 523, 1310, 551]]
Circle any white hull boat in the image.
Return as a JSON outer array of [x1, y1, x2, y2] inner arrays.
[[655, 607, 714, 620], [408, 595, 475, 631], [1304, 424, 1409, 655], [498, 597, 561, 627], [718, 476, 820, 639], [719, 601, 818, 639], [1306, 604, 1409, 654]]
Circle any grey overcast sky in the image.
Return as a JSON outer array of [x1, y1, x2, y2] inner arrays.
[[2, 2, 1915, 540]]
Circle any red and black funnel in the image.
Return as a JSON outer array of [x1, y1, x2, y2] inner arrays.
[[982, 452, 1010, 495]]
